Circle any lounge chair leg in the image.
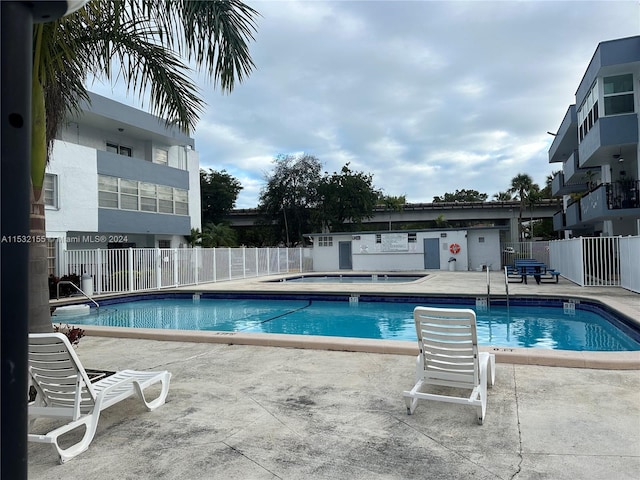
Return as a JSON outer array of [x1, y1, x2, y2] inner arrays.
[[477, 407, 484, 425], [405, 396, 418, 415]]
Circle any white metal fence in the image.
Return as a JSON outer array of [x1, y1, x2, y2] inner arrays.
[[62, 247, 313, 295], [500, 241, 550, 267], [549, 236, 640, 292], [619, 236, 640, 293]]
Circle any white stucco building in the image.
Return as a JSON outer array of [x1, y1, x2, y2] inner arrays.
[[45, 93, 201, 273], [306, 227, 503, 272]]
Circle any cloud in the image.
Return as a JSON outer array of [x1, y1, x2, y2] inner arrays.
[[90, 1, 640, 209]]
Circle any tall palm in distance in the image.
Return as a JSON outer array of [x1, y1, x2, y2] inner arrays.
[[508, 173, 535, 241], [492, 191, 513, 201], [30, 0, 259, 333]]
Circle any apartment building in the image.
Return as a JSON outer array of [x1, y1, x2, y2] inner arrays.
[[45, 92, 202, 271], [549, 35, 640, 237]]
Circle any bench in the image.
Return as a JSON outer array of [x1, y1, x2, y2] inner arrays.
[[507, 260, 560, 284]]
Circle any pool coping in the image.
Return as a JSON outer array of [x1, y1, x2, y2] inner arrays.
[[76, 325, 640, 370]]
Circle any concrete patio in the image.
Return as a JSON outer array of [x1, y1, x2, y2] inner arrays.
[[28, 336, 640, 479], [32, 271, 640, 478]]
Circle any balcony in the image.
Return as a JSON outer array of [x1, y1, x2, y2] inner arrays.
[[548, 105, 578, 163], [563, 150, 589, 184], [607, 179, 639, 210], [580, 181, 640, 223], [97, 150, 189, 189], [578, 114, 638, 168], [565, 201, 582, 228], [553, 210, 565, 231]]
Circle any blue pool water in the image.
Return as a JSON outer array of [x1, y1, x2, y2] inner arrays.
[[62, 294, 640, 352], [271, 274, 426, 283]]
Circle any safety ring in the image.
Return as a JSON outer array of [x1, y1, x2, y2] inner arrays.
[[449, 243, 461, 254]]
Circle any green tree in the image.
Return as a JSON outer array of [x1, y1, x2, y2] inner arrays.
[[30, 0, 258, 332], [433, 189, 488, 202], [201, 169, 243, 225], [434, 214, 449, 228], [508, 173, 535, 241], [201, 223, 238, 247], [541, 172, 560, 199], [492, 191, 513, 201], [317, 163, 380, 232], [258, 154, 322, 246], [185, 228, 202, 247]]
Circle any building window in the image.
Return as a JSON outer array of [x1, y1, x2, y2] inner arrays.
[[408, 233, 417, 243], [478, 237, 485, 243], [174, 189, 189, 215], [106, 142, 132, 157], [140, 182, 157, 212], [603, 74, 634, 116], [98, 175, 118, 208], [158, 239, 171, 248], [158, 185, 174, 214], [44, 173, 58, 208], [98, 175, 188, 215], [375, 234, 382, 244], [577, 81, 598, 142], [318, 236, 333, 247], [155, 148, 168, 165], [120, 179, 139, 210]]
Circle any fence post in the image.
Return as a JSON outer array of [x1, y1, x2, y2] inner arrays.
[[253, 247, 260, 277], [299, 248, 302, 272], [156, 248, 162, 290], [173, 248, 178, 286], [228, 247, 232, 280], [243, 246, 246, 278], [128, 248, 134, 292], [213, 247, 217, 283], [194, 248, 199, 285], [96, 249, 102, 294], [267, 248, 271, 275]]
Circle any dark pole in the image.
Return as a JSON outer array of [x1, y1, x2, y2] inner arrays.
[[1, 2, 34, 478], [2, 2, 82, 476]]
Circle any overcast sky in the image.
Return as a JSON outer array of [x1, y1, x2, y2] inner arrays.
[[92, 0, 640, 209]]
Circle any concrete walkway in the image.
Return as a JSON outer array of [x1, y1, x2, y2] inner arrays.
[[28, 336, 640, 479], [35, 271, 640, 478]]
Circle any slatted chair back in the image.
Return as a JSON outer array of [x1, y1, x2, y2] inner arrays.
[[413, 306, 479, 389], [28, 333, 97, 420]]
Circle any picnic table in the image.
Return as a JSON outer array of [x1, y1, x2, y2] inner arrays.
[[507, 259, 560, 284]]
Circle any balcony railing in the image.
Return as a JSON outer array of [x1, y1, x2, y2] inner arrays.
[[607, 179, 639, 210]]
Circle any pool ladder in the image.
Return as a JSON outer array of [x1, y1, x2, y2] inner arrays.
[[56, 281, 99, 309], [476, 267, 492, 311], [503, 266, 510, 309]]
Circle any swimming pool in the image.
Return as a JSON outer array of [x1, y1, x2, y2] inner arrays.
[[270, 274, 426, 283], [59, 293, 640, 352]]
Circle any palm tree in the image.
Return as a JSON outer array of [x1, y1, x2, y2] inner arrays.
[[201, 223, 238, 247], [492, 191, 512, 201], [30, 0, 258, 332], [508, 173, 534, 241]]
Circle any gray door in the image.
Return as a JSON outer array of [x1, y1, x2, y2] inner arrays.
[[338, 241, 352, 269], [423, 238, 440, 269]]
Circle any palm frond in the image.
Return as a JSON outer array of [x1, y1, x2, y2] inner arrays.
[[134, 0, 259, 91]]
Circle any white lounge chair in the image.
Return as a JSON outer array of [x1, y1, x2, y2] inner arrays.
[[28, 333, 171, 463], [403, 307, 495, 424]]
